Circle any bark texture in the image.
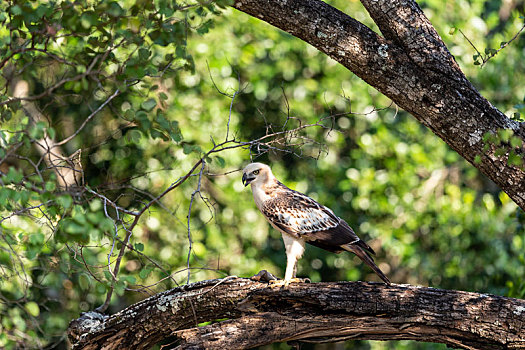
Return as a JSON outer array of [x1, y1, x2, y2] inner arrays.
[[68, 277, 525, 349], [232, 0, 525, 210]]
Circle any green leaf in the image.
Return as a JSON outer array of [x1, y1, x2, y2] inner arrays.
[[114, 280, 126, 296], [448, 27, 456, 35], [150, 128, 164, 140], [0, 332, 7, 347], [64, 222, 86, 235], [26, 247, 40, 260], [197, 23, 211, 35], [96, 283, 108, 294], [25, 302, 40, 317], [482, 132, 496, 143], [141, 98, 157, 111], [107, 2, 124, 17], [99, 217, 115, 232], [508, 152, 523, 166], [136, 113, 151, 131], [45, 181, 56, 192], [497, 128, 512, 142], [510, 136, 523, 148], [123, 109, 135, 120], [90, 199, 102, 212], [473, 155, 482, 164], [121, 275, 136, 284], [57, 195, 73, 209], [79, 274, 91, 290], [134, 243, 144, 252], [138, 48, 150, 61], [5, 167, 23, 183], [216, 156, 226, 168], [29, 232, 44, 245], [103, 270, 113, 282], [87, 212, 101, 224], [80, 11, 98, 29], [169, 123, 182, 142], [182, 143, 201, 155], [126, 129, 142, 143], [494, 147, 506, 157], [139, 267, 153, 279], [511, 112, 523, 121], [1, 109, 12, 121], [47, 127, 56, 140], [10, 5, 22, 15]]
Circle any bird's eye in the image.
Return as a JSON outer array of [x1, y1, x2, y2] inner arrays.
[[253, 170, 260, 175]]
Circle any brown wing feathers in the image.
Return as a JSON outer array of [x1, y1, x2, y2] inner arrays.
[[262, 187, 360, 248]]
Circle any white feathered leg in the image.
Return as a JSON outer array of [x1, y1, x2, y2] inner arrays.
[[269, 233, 305, 287]]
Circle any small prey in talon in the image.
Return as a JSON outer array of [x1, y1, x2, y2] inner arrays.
[[242, 162, 391, 287]]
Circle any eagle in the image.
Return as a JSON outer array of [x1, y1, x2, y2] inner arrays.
[[242, 162, 391, 286]]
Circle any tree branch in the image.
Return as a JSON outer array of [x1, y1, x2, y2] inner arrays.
[[8, 69, 82, 190], [68, 277, 525, 349], [231, 0, 525, 210]]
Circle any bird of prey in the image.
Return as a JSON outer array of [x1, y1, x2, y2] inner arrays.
[[242, 162, 391, 286]]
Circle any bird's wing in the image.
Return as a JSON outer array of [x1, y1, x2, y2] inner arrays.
[[261, 189, 361, 248]]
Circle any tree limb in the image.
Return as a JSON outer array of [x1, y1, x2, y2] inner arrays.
[[232, 0, 525, 210], [67, 277, 525, 349]]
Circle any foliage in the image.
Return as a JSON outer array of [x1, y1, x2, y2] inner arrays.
[[0, 0, 524, 349]]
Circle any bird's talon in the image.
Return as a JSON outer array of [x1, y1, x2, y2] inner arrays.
[[267, 277, 308, 288], [287, 277, 307, 285], [268, 279, 285, 288]]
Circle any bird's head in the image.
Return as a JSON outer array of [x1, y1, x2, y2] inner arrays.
[[242, 162, 272, 187]]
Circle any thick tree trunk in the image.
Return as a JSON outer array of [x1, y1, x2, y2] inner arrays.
[[68, 277, 525, 349], [232, 0, 525, 210]]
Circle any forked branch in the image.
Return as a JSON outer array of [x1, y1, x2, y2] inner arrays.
[[232, 0, 525, 210]]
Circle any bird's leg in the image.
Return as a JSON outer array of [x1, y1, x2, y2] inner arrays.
[[270, 234, 307, 287], [288, 260, 311, 284], [270, 256, 299, 287]]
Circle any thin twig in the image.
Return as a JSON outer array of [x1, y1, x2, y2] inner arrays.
[[54, 88, 121, 147], [186, 160, 206, 284]]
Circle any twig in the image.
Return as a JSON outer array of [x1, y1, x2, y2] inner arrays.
[[186, 160, 206, 284], [459, 23, 525, 68], [205, 61, 245, 142], [54, 88, 121, 146]]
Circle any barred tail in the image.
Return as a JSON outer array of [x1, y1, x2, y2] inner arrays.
[[343, 242, 391, 285]]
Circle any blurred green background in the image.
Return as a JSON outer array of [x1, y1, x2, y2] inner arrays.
[[0, 0, 524, 348]]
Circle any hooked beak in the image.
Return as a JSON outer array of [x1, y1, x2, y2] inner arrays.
[[242, 173, 255, 187]]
